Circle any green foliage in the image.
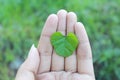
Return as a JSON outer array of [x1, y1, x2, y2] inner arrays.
[[51, 32, 79, 57], [0, 0, 120, 80]]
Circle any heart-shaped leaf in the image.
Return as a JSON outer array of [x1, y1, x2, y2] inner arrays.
[[50, 32, 79, 57]]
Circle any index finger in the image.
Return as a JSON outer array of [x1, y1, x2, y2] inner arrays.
[[37, 14, 58, 73]]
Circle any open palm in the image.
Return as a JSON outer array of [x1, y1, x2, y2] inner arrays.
[[15, 10, 95, 80]]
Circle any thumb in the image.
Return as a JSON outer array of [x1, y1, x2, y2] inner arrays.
[[15, 44, 40, 80]]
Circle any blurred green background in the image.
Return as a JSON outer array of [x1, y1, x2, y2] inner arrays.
[[0, 0, 120, 80]]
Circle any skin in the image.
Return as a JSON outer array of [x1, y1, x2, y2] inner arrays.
[[15, 9, 96, 80]]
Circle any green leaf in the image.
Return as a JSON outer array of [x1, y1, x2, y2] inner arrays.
[[50, 32, 79, 57]]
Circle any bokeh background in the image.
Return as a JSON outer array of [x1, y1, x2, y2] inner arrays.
[[0, 0, 120, 80]]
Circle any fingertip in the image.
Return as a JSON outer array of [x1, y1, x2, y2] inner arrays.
[[41, 13, 58, 37], [57, 9, 67, 15], [47, 14, 58, 24], [75, 22, 84, 28], [67, 12, 77, 20], [49, 14, 58, 19], [75, 22, 85, 33], [28, 44, 37, 58], [31, 44, 36, 51]]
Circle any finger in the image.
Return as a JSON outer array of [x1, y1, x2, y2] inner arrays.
[[37, 14, 58, 73], [15, 45, 40, 80], [75, 22, 95, 77], [65, 12, 77, 72], [51, 9, 67, 71]]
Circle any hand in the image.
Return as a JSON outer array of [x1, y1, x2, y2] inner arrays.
[[15, 10, 95, 80]]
